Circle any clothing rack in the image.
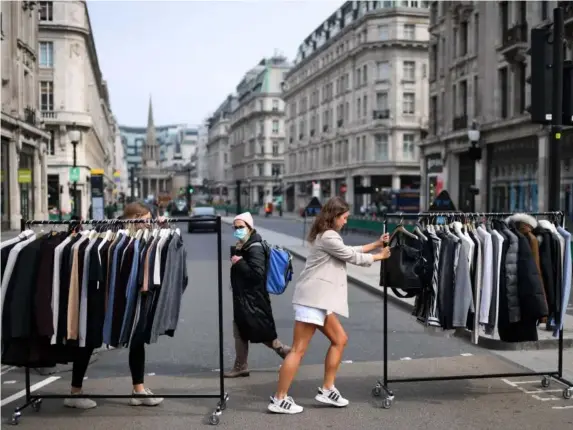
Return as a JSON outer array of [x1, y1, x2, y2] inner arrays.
[[8, 217, 228, 426], [371, 211, 573, 409]]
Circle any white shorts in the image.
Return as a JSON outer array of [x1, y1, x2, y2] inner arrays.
[[293, 304, 333, 327]]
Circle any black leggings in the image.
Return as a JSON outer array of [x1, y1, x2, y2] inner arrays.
[[71, 343, 146, 388]]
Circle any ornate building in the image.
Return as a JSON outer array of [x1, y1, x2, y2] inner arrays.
[[139, 97, 172, 198]]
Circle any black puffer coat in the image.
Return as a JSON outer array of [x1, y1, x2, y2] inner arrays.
[[231, 231, 277, 343]]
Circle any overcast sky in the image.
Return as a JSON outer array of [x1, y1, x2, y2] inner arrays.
[[88, 0, 344, 127]]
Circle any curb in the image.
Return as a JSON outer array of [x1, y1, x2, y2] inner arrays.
[[285, 246, 573, 352]]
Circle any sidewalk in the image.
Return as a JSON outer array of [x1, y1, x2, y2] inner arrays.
[[222, 217, 573, 351]]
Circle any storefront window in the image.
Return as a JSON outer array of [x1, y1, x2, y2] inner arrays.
[[19, 150, 34, 222], [1, 139, 9, 229]]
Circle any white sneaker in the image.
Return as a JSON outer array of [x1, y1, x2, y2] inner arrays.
[[129, 388, 164, 406], [314, 386, 349, 407], [64, 393, 97, 409], [267, 395, 304, 414]]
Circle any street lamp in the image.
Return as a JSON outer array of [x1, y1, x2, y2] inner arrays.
[[467, 121, 481, 162], [68, 128, 81, 218]]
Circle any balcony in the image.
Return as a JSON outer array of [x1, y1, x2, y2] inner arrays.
[[41, 110, 92, 128], [452, 114, 468, 131], [24, 107, 36, 126], [499, 23, 528, 63], [372, 109, 390, 120]]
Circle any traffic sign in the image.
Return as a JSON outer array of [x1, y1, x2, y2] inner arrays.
[[69, 167, 80, 183]]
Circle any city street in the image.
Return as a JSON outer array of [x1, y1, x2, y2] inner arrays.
[[251, 215, 573, 316], [1, 223, 572, 428]]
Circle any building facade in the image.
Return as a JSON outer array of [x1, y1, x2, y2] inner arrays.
[[282, 1, 429, 213], [1, 0, 52, 230], [206, 95, 237, 200], [38, 0, 119, 220], [229, 56, 291, 208], [420, 1, 573, 219]]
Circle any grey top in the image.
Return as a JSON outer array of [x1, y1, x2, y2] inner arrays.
[[79, 238, 97, 347], [149, 233, 188, 343]]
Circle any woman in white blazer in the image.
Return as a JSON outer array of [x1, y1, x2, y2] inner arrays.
[[267, 197, 391, 414]]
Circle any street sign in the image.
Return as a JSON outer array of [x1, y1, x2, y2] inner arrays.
[[69, 167, 80, 183]]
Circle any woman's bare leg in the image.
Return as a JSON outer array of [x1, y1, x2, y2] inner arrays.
[[275, 321, 316, 399], [317, 314, 348, 389]]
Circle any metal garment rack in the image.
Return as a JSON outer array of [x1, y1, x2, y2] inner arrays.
[[8, 217, 228, 425], [371, 211, 573, 408]]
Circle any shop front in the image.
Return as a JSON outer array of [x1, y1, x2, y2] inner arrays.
[[1, 138, 9, 230], [561, 131, 573, 222], [487, 137, 538, 213], [19, 145, 35, 223], [425, 153, 444, 208]]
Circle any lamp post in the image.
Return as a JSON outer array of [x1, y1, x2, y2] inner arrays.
[[273, 169, 283, 217], [247, 178, 252, 210], [68, 128, 81, 218], [467, 122, 481, 212]]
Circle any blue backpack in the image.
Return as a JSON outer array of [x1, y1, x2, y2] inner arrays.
[[249, 241, 294, 295]]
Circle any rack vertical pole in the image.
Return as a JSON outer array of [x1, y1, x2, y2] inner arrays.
[[382, 215, 389, 387], [19, 218, 33, 405], [216, 216, 225, 404]]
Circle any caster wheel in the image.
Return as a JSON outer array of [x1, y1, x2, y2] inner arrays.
[[372, 386, 382, 397], [32, 400, 42, 412], [209, 414, 220, 425], [541, 377, 551, 388], [10, 412, 21, 425], [563, 388, 572, 400], [382, 398, 393, 409], [218, 402, 227, 411]]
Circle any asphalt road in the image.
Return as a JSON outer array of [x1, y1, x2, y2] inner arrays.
[[251, 216, 573, 317], [1, 223, 571, 428]]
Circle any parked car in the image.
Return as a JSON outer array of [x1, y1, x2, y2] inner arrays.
[[188, 206, 217, 233]]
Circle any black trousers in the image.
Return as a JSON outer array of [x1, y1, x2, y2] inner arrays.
[[71, 342, 146, 388]]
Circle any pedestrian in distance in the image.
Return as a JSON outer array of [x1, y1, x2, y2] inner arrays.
[[225, 212, 291, 378], [267, 196, 391, 414], [64, 201, 165, 409]]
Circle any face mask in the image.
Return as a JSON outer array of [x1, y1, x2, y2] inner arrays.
[[233, 227, 248, 241]]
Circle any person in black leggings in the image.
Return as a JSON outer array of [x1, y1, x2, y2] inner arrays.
[[64, 202, 164, 409]]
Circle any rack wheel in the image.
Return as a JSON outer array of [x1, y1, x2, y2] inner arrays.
[[541, 376, 551, 388], [209, 414, 220, 425], [372, 386, 382, 397], [9, 412, 21, 425], [563, 388, 572, 400], [382, 397, 393, 409], [32, 400, 42, 412]]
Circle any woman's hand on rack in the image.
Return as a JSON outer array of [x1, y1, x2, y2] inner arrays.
[[231, 255, 243, 265], [377, 233, 390, 247]]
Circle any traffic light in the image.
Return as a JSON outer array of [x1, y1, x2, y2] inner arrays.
[[528, 26, 573, 125], [188, 186, 194, 194], [528, 27, 553, 124]]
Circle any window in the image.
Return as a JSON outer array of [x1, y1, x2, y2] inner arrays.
[[362, 64, 368, 84], [39, 42, 53, 67], [499, 66, 508, 118], [363, 96, 368, 117], [258, 120, 264, 134], [48, 129, 55, 155], [376, 92, 388, 110], [374, 134, 389, 161], [39, 81, 54, 111], [402, 92, 415, 114], [402, 133, 415, 160], [272, 141, 279, 156], [355, 68, 361, 87], [378, 25, 389, 40], [272, 120, 279, 133], [357, 97, 361, 118], [460, 21, 468, 56], [376, 61, 390, 81], [257, 163, 264, 176], [271, 100, 279, 111], [403, 61, 415, 80], [404, 24, 415, 39], [39, 1, 53, 21]]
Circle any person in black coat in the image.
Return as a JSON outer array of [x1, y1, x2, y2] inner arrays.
[[225, 212, 291, 378]]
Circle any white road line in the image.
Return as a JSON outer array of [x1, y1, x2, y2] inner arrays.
[[507, 380, 541, 385], [341, 360, 353, 364], [147, 372, 156, 376], [460, 353, 473, 357], [553, 405, 573, 409], [531, 394, 560, 402], [0, 376, 61, 408], [3, 381, 16, 385], [400, 357, 412, 361], [524, 389, 562, 394], [0, 366, 16, 376]]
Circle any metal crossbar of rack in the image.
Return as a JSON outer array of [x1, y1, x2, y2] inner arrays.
[[7, 217, 228, 425], [371, 211, 573, 409]]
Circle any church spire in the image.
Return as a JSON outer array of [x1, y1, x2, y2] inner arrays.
[[144, 95, 158, 164]]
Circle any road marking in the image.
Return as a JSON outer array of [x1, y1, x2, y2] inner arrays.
[[460, 353, 473, 356], [524, 389, 562, 394], [504, 380, 539, 385], [147, 372, 156, 376], [400, 357, 412, 361], [3, 381, 16, 385], [0, 366, 15, 376], [553, 405, 573, 409], [341, 360, 353, 364], [531, 394, 561, 401], [211, 369, 220, 372], [83, 377, 88, 380], [0, 376, 60, 408]]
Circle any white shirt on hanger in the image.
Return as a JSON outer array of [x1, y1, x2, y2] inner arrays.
[[477, 226, 493, 325]]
